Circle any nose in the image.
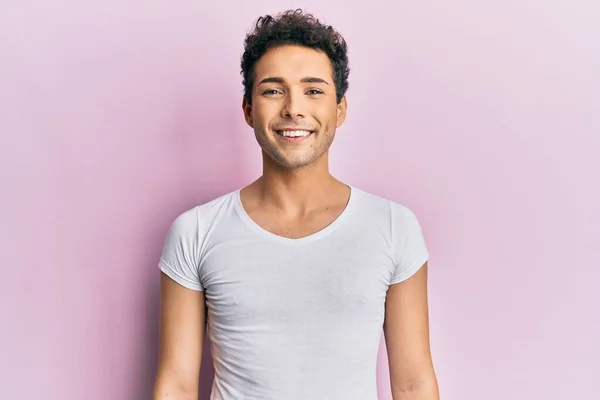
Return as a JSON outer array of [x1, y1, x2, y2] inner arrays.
[[280, 91, 305, 119]]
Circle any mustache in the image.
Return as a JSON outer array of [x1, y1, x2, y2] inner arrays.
[[271, 123, 316, 131]]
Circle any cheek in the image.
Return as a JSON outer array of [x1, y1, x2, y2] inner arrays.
[[255, 104, 278, 125], [317, 107, 339, 130]]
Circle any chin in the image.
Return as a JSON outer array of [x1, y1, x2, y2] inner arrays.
[[279, 152, 324, 169], [265, 152, 310, 169]]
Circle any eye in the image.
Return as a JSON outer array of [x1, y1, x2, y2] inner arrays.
[[263, 89, 282, 96], [306, 89, 324, 95]]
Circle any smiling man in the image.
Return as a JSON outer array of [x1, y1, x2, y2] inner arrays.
[[153, 9, 439, 400]]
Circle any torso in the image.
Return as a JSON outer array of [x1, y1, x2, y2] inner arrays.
[[158, 185, 430, 399]]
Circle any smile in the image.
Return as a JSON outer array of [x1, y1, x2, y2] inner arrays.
[[275, 129, 313, 138]]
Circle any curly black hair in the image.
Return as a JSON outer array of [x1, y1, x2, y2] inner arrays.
[[241, 9, 350, 105]]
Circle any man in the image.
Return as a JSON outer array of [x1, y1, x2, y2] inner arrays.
[[153, 9, 439, 400]]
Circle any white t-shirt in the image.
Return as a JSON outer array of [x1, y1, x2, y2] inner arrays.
[[159, 186, 429, 399]]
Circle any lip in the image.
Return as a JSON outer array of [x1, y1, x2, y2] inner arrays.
[[273, 128, 314, 143], [274, 128, 315, 133]]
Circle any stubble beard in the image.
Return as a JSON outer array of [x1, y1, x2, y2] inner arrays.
[[255, 127, 335, 170]]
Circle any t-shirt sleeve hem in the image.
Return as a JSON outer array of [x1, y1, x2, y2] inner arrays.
[[389, 254, 429, 285], [159, 259, 204, 292]]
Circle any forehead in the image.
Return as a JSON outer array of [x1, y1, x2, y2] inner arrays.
[[253, 45, 333, 82]]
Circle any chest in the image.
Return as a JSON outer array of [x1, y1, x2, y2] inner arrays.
[[245, 207, 347, 239], [199, 238, 394, 326]]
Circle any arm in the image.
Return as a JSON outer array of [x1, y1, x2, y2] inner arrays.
[[383, 262, 439, 400], [153, 272, 206, 400]]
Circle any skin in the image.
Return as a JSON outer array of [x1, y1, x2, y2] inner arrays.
[[154, 44, 438, 399], [240, 44, 350, 238], [384, 263, 439, 399], [154, 274, 205, 400]]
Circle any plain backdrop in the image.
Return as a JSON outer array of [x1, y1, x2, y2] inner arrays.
[[1, 0, 598, 399]]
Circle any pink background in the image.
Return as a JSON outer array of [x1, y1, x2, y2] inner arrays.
[[1, 1, 598, 399]]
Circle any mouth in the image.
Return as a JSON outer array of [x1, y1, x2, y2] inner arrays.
[[274, 129, 314, 142]]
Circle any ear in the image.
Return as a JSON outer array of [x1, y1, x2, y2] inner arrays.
[[242, 96, 253, 128], [336, 96, 347, 128]]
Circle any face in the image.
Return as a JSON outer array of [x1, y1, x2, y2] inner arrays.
[[242, 45, 347, 170]]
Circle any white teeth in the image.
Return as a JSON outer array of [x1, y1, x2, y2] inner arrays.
[[278, 130, 312, 137]]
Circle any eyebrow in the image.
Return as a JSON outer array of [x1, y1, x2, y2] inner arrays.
[[257, 76, 330, 86]]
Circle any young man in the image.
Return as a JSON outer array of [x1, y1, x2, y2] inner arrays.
[[153, 9, 439, 400]]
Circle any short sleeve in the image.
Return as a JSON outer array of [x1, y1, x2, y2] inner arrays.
[[158, 207, 204, 291], [390, 202, 430, 285]]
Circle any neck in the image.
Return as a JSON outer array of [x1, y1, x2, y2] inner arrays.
[[255, 151, 343, 214]]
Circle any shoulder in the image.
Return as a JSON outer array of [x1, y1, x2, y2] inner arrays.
[[352, 188, 430, 281], [166, 189, 239, 237], [351, 186, 421, 224]]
